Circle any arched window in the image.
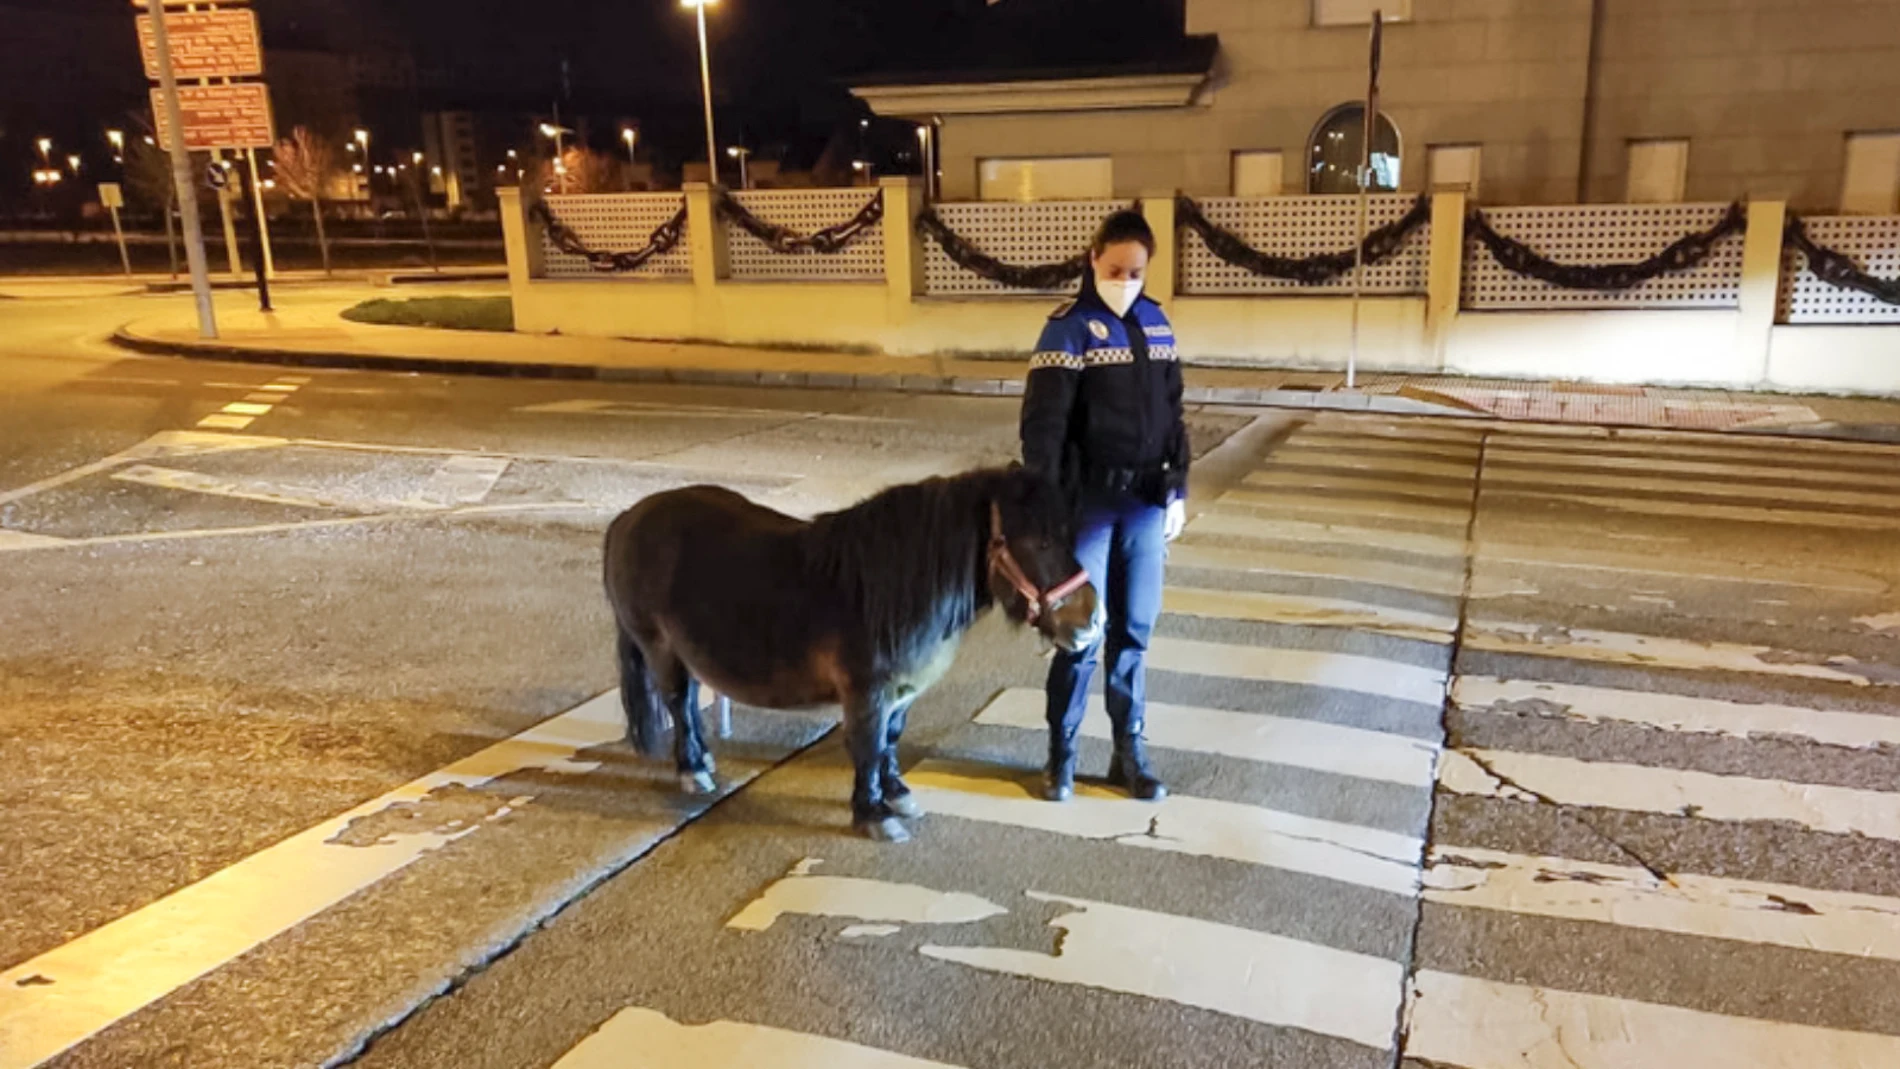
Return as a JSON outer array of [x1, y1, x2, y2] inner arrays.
[[1307, 104, 1401, 194]]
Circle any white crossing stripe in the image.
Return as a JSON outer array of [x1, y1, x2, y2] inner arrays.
[[1490, 431, 1900, 465], [1485, 446, 1900, 491], [1453, 676, 1900, 752], [1482, 466, 1900, 511], [1190, 510, 1467, 559], [1265, 448, 1477, 480], [1424, 844, 1900, 963], [1489, 488, 1900, 531], [974, 689, 1437, 787], [1290, 428, 1483, 451], [1219, 489, 1470, 527], [1404, 969, 1900, 1069], [921, 892, 1404, 1050], [194, 414, 254, 430], [0, 692, 632, 1069], [552, 1008, 966, 1068], [1473, 541, 1886, 594], [113, 463, 338, 511], [728, 874, 1007, 933], [1243, 469, 1476, 502], [1146, 635, 1449, 707], [907, 762, 1422, 897], [1167, 542, 1465, 597], [220, 402, 273, 416], [1438, 748, 1900, 843], [1465, 619, 1896, 687], [412, 454, 512, 506], [1166, 587, 1458, 643]]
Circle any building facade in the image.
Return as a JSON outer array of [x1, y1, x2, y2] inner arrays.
[[852, 0, 1900, 211]]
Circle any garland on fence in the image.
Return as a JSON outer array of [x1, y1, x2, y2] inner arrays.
[[1174, 193, 1433, 284], [531, 199, 688, 273], [1465, 201, 1747, 291], [1783, 215, 1900, 306], [715, 189, 884, 254], [913, 206, 1092, 290]]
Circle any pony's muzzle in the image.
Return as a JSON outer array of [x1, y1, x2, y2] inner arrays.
[[1044, 585, 1103, 653]]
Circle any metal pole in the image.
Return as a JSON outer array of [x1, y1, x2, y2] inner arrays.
[[148, 0, 217, 338], [109, 204, 131, 275], [1347, 11, 1384, 393], [244, 161, 271, 311], [695, 3, 719, 186], [245, 147, 274, 281], [213, 151, 242, 279]]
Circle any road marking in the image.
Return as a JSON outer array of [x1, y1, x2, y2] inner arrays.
[[1490, 431, 1900, 465], [1265, 448, 1477, 480], [412, 455, 511, 507], [0, 503, 603, 555], [728, 869, 1006, 933], [1191, 509, 1467, 559], [244, 393, 285, 404], [113, 464, 341, 510], [1453, 676, 1900, 751], [220, 402, 273, 417], [552, 1008, 966, 1069], [907, 762, 1423, 896], [1147, 635, 1450, 707], [1403, 969, 1900, 1069], [922, 892, 1404, 1049], [1439, 748, 1900, 843], [1489, 488, 1900, 531], [1473, 542, 1887, 594], [1465, 619, 1896, 687], [1483, 466, 1900, 511], [1424, 844, 1900, 963], [1168, 543, 1465, 597], [1166, 586, 1458, 643], [975, 688, 1438, 787], [1244, 470, 1476, 502], [1859, 612, 1900, 633], [1485, 446, 1900, 491], [193, 413, 255, 430], [0, 530, 68, 550], [1289, 426, 1484, 450], [1219, 490, 1470, 528], [519, 399, 904, 423], [0, 691, 633, 1069], [253, 383, 299, 393]]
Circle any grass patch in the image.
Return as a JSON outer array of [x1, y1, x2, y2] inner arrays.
[[341, 296, 514, 332]]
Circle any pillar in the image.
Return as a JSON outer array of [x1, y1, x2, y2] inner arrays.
[[1425, 188, 1467, 372], [1736, 198, 1786, 386], [1140, 191, 1178, 305]]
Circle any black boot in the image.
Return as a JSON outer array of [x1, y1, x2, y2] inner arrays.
[[1106, 725, 1168, 801], [1044, 735, 1079, 802]]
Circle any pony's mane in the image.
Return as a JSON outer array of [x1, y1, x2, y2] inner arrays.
[[804, 468, 1004, 668]]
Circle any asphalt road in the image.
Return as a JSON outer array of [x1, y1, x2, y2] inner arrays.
[[3, 289, 1899, 1069]]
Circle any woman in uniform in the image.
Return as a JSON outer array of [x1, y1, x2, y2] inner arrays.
[[1020, 209, 1189, 803]]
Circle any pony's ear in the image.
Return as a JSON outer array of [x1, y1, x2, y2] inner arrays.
[[1006, 460, 1024, 474]]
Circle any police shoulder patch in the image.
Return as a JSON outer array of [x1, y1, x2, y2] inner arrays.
[[1047, 300, 1076, 321], [1086, 319, 1111, 341]]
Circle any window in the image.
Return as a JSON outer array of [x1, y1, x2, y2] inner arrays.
[[1313, 0, 1411, 27], [1307, 105, 1400, 195], [1841, 132, 1900, 214], [978, 157, 1113, 202], [1625, 139, 1688, 203], [1232, 150, 1284, 197], [1428, 144, 1482, 196]]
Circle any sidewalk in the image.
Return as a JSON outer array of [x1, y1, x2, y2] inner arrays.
[[0, 267, 504, 300], [109, 294, 1900, 440]]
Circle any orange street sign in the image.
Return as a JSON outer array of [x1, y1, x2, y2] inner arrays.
[[151, 82, 275, 151], [137, 9, 263, 80]]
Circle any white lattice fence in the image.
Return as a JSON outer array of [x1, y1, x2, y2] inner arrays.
[[1780, 215, 1900, 324], [539, 193, 691, 280], [923, 200, 1127, 297], [1463, 203, 1744, 310], [724, 188, 885, 282], [1179, 194, 1430, 296]]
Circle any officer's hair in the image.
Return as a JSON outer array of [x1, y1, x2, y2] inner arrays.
[[1091, 210, 1155, 257]]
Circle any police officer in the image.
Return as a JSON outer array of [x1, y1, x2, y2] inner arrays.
[[1021, 209, 1189, 803]]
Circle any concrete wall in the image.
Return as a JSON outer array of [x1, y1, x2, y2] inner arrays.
[[932, 0, 1900, 210], [500, 182, 1900, 396]]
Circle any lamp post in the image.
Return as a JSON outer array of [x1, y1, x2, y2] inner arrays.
[[106, 129, 125, 165], [621, 126, 638, 190], [36, 137, 52, 166], [682, 0, 720, 186], [539, 123, 572, 192], [727, 145, 750, 190]]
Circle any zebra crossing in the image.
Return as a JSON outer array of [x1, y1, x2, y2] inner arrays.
[[527, 412, 1900, 1068]]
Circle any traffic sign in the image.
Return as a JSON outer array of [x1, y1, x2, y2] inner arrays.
[[99, 182, 125, 209], [150, 82, 274, 151], [137, 9, 263, 80], [205, 164, 230, 192]]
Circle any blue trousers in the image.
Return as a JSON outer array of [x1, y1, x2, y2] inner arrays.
[[1046, 494, 1167, 747]]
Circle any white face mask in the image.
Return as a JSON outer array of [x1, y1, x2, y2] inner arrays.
[[1096, 277, 1143, 318]]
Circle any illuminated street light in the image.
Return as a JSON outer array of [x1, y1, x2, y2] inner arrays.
[[682, 0, 721, 186], [355, 128, 370, 150], [413, 151, 424, 166], [727, 145, 751, 189], [538, 123, 572, 192], [36, 137, 52, 165], [67, 155, 82, 173], [106, 129, 125, 163]]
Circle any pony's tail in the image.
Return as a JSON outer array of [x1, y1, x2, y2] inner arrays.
[[616, 628, 670, 757]]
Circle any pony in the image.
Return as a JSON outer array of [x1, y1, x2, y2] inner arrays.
[[602, 465, 1099, 842]]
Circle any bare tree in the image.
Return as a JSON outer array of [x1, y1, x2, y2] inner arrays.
[[123, 134, 194, 278], [274, 126, 339, 276], [526, 147, 626, 197]]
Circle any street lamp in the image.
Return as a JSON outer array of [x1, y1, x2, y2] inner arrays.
[[36, 137, 52, 165], [67, 155, 82, 174], [538, 122, 572, 192], [106, 129, 125, 164], [727, 145, 751, 189], [682, 0, 721, 187]]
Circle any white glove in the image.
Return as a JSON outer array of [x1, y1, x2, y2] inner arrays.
[[1163, 499, 1186, 543]]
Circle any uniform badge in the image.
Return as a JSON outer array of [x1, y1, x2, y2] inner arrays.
[[1087, 319, 1111, 341]]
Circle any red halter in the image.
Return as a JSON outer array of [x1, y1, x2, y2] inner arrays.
[[988, 503, 1091, 624]]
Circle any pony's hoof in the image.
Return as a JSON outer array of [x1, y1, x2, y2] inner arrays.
[[856, 817, 912, 843], [679, 770, 718, 795], [886, 792, 924, 819]]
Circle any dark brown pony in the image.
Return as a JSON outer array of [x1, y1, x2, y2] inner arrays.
[[602, 466, 1100, 842]]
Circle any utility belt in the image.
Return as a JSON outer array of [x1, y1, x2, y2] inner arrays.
[[1076, 459, 1174, 505]]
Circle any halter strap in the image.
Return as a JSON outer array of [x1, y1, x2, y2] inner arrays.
[[988, 503, 1091, 624]]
